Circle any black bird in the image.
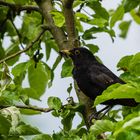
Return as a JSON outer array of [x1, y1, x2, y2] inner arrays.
[[60, 47, 138, 107]]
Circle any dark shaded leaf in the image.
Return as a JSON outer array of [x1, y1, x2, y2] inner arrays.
[[85, 44, 99, 54], [52, 55, 62, 71], [87, 1, 109, 20], [5, 43, 20, 66], [123, 0, 140, 13], [119, 20, 131, 38], [0, 114, 11, 135]]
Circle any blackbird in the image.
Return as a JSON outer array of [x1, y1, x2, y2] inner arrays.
[[60, 47, 138, 107]]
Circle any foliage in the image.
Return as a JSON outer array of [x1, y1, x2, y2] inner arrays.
[[0, 0, 140, 139]]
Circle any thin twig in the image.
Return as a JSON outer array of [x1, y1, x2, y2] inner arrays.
[[62, 0, 79, 49], [10, 19, 24, 49], [0, 103, 73, 113], [0, 105, 53, 113], [0, 28, 46, 64], [0, 0, 41, 13]]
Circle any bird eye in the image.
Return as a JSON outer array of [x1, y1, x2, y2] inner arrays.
[[75, 50, 80, 55]]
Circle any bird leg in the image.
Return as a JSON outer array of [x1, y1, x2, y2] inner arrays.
[[89, 105, 112, 122]]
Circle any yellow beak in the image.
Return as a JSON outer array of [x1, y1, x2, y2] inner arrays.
[[60, 49, 71, 56]]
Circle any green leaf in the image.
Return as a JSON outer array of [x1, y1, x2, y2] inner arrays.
[[83, 27, 115, 41], [94, 83, 140, 106], [1, 63, 12, 90], [32, 134, 52, 140], [120, 72, 140, 83], [76, 19, 84, 32], [116, 131, 138, 140], [67, 83, 73, 94], [87, 1, 109, 20], [45, 39, 59, 60], [13, 0, 29, 5], [5, 136, 24, 140], [61, 113, 75, 131], [117, 55, 133, 71], [21, 12, 41, 43], [0, 41, 5, 60], [52, 55, 62, 71], [85, 44, 99, 54], [0, 114, 11, 135], [61, 59, 73, 78], [88, 18, 108, 28], [51, 11, 65, 27], [15, 124, 41, 135], [129, 52, 140, 76], [110, 5, 124, 28], [20, 88, 39, 100], [47, 96, 62, 110], [12, 62, 29, 77], [123, 0, 140, 13], [119, 20, 131, 38], [90, 120, 115, 136], [5, 43, 20, 66], [130, 10, 140, 24], [20, 109, 41, 115], [28, 62, 48, 98], [75, 12, 89, 22], [6, 20, 17, 36]]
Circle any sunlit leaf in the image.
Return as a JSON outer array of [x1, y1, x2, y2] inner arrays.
[[90, 120, 115, 136], [110, 5, 124, 28], [51, 11, 65, 27], [32, 134, 52, 140], [28, 62, 48, 98], [94, 83, 140, 106], [130, 10, 140, 24], [61, 59, 73, 78], [129, 52, 140, 76], [47, 96, 62, 110]]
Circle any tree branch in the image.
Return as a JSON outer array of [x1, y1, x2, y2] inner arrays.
[[0, 0, 41, 13], [0, 28, 46, 64], [0, 102, 76, 113], [62, 0, 79, 49], [0, 104, 53, 113], [34, 0, 68, 50]]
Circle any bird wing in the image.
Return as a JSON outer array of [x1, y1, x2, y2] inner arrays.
[[88, 63, 125, 89]]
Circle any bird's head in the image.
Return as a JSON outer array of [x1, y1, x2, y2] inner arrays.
[[60, 47, 96, 66]]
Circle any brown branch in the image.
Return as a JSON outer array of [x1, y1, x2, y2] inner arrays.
[[0, 105, 53, 113], [0, 0, 41, 13], [0, 28, 46, 64], [35, 0, 96, 131], [9, 19, 24, 49], [0, 102, 76, 113], [34, 0, 68, 50], [62, 0, 79, 49]]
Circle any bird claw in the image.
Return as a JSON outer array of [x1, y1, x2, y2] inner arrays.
[[88, 106, 113, 123]]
